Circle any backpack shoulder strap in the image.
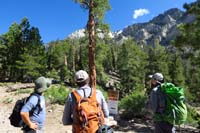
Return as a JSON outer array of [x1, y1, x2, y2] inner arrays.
[[89, 88, 97, 101], [155, 85, 166, 114], [72, 88, 97, 102], [29, 93, 42, 114], [72, 90, 82, 103]]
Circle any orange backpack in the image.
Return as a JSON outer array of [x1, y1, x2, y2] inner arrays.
[[72, 89, 105, 133]]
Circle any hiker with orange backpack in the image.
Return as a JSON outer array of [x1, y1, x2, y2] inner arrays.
[[62, 70, 111, 133]]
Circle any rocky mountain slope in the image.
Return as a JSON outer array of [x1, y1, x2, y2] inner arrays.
[[120, 8, 195, 46], [68, 8, 195, 46]]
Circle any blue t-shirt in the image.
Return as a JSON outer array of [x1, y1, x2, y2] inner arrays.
[[21, 94, 46, 130]]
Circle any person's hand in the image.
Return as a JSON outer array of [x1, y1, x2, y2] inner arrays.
[[28, 122, 38, 130]]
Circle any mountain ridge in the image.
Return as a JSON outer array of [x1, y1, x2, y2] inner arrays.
[[67, 8, 195, 46]]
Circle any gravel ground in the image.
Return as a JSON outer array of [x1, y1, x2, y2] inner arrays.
[[1, 85, 199, 133], [0, 86, 72, 133], [0, 85, 151, 133]]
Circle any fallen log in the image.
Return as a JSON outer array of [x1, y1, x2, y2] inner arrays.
[[6, 83, 35, 92]]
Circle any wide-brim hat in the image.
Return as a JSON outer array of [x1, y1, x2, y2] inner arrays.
[[35, 77, 52, 93]]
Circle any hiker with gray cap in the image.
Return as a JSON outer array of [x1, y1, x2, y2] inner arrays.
[[20, 76, 51, 133], [147, 73, 175, 133], [62, 70, 109, 132]]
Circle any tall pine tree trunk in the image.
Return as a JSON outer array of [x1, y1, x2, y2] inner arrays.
[[87, 0, 96, 89]]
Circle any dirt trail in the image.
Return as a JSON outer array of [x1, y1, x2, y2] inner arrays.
[[0, 86, 72, 133], [0, 85, 152, 133], [1, 86, 199, 133]]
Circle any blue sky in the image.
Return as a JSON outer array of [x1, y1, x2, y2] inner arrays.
[[0, 0, 196, 44]]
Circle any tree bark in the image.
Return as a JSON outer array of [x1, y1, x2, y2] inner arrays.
[[87, 0, 96, 89]]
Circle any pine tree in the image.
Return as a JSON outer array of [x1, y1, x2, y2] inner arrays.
[[117, 38, 147, 97], [168, 51, 185, 87], [174, 1, 200, 49], [146, 41, 170, 80], [173, 1, 200, 104], [72, 0, 110, 89], [0, 18, 46, 81], [145, 41, 169, 95]]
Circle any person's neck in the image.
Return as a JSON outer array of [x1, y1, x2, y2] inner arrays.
[[34, 92, 42, 95], [79, 84, 89, 88]]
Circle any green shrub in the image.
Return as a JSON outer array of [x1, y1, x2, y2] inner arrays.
[[119, 90, 147, 120], [15, 88, 33, 94], [46, 69, 60, 80], [0, 82, 15, 86], [186, 105, 200, 128], [184, 87, 197, 105], [44, 85, 69, 105]]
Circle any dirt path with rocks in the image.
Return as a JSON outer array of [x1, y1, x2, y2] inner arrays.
[[0, 85, 154, 133], [0, 86, 72, 133], [1, 85, 199, 133]]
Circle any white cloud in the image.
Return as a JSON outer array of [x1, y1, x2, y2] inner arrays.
[[133, 8, 150, 19]]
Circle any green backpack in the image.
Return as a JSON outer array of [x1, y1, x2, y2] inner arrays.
[[156, 82, 187, 125]]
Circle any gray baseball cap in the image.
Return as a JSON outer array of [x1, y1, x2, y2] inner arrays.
[[75, 70, 89, 83], [34, 76, 52, 93], [149, 73, 164, 81]]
